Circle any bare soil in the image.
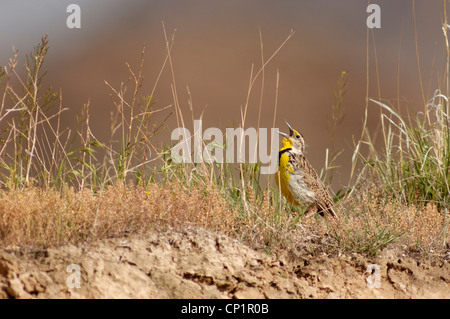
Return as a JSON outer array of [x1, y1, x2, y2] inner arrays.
[[0, 227, 449, 299]]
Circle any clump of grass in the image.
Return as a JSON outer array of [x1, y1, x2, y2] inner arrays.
[[355, 93, 450, 210], [0, 35, 64, 189], [346, 92, 450, 251], [0, 35, 170, 192], [328, 182, 448, 255]]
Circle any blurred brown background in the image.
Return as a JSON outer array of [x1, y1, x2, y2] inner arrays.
[[0, 0, 448, 189]]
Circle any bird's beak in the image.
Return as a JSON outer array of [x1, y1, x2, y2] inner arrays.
[[277, 130, 290, 139], [283, 119, 294, 136]]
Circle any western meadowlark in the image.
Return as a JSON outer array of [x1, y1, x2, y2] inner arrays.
[[275, 121, 338, 218]]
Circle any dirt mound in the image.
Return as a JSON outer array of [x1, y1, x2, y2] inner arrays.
[[0, 227, 449, 299]]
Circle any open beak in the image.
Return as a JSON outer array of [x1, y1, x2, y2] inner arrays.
[[283, 119, 294, 136], [277, 130, 290, 139]]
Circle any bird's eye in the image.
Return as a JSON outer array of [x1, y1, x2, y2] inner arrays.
[[296, 134, 300, 138]]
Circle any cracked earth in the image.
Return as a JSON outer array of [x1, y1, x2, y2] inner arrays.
[[0, 227, 449, 298]]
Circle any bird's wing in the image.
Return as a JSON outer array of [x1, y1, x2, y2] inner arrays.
[[290, 153, 338, 218]]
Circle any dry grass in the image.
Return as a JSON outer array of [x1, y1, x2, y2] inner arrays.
[[0, 180, 238, 246], [0, 179, 300, 249], [327, 184, 449, 255], [1, 177, 447, 255]]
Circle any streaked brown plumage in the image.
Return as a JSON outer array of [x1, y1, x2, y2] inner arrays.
[[276, 121, 338, 218]]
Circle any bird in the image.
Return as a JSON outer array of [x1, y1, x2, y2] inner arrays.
[[275, 120, 338, 218]]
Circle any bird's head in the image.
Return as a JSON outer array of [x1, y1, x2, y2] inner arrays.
[[278, 120, 305, 153]]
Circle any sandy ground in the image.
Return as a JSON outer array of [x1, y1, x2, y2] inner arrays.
[[0, 227, 449, 299]]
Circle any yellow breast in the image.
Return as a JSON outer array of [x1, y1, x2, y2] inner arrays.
[[275, 139, 299, 206]]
